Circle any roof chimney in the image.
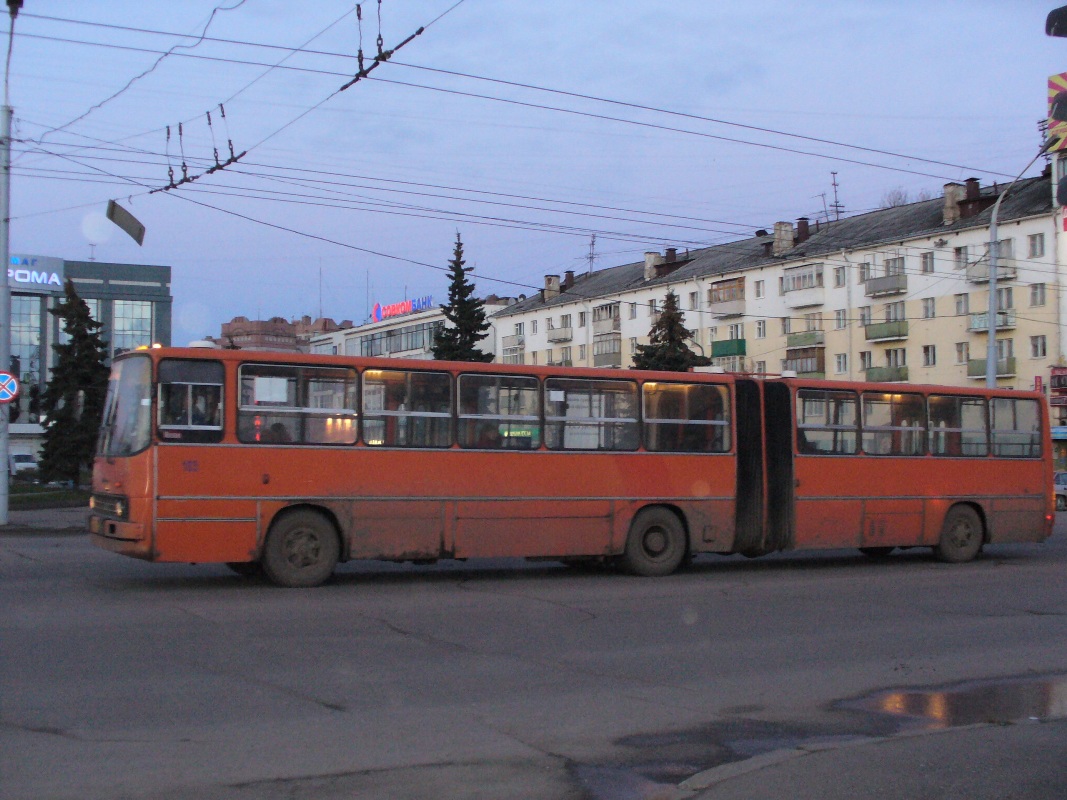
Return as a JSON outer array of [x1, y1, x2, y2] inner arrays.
[[796, 217, 810, 244], [644, 251, 664, 281], [755, 229, 769, 237], [942, 182, 965, 225], [544, 274, 561, 300], [563, 270, 575, 290], [964, 177, 980, 202], [772, 221, 794, 256], [665, 247, 677, 263]]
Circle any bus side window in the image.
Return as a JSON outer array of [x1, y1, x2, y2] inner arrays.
[[795, 389, 858, 455], [544, 377, 638, 451], [643, 382, 730, 453], [929, 395, 987, 457], [457, 374, 540, 450], [991, 397, 1042, 458], [157, 359, 225, 443]]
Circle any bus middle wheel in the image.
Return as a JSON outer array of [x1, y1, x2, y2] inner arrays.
[[934, 505, 984, 564], [262, 509, 340, 588], [621, 508, 687, 577]]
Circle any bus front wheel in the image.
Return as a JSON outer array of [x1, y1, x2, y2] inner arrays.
[[262, 510, 340, 588], [934, 506, 984, 563], [621, 508, 687, 577]]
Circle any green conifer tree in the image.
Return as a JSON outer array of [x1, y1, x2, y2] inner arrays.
[[432, 233, 493, 362], [631, 290, 710, 372], [38, 280, 110, 484]]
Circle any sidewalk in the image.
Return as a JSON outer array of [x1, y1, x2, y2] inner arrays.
[[685, 717, 1067, 799], [0, 504, 88, 533]]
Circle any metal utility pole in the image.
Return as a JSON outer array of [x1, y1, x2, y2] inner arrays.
[[0, 1, 21, 525]]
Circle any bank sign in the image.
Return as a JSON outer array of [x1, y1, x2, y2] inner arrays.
[[9, 255, 64, 294], [372, 295, 433, 322]]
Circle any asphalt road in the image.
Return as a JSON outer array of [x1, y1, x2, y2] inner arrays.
[[2, 513, 1066, 800]]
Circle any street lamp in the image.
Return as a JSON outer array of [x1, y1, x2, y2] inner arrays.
[[984, 92, 1067, 387]]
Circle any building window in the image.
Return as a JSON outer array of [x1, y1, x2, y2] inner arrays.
[[996, 286, 1014, 310], [781, 317, 792, 335], [858, 262, 872, 282], [112, 300, 153, 355], [885, 301, 905, 322], [515, 322, 524, 336], [780, 263, 823, 293], [803, 312, 822, 331], [578, 312, 587, 327], [921, 298, 936, 319], [886, 348, 906, 368], [531, 320, 538, 334], [530, 351, 537, 365], [1031, 283, 1047, 307], [833, 266, 846, 287], [560, 346, 571, 364], [11, 295, 42, 402], [922, 345, 936, 367], [649, 299, 658, 316], [755, 319, 766, 339], [921, 252, 934, 273], [1029, 233, 1045, 258], [954, 246, 969, 269], [860, 351, 873, 370], [629, 303, 637, 319], [629, 337, 638, 354], [728, 323, 743, 340], [859, 306, 872, 326], [709, 278, 745, 304], [1031, 335, 1047, 358], [996, 338, 1014, 360], [560, 313, 571, 328], [835, 353, 848, 374], [579, 344, 586, 361], [689, 291, 698, 310], [956, 342, 969, 364], [545, 348, 553, 363], [955, 293, 969, 316], [884, 256, 905, 276], [755, 360, 767, 374], [546, 317, 554, 330], [834, 309, 847, 329], [707, 326, 717, 342]]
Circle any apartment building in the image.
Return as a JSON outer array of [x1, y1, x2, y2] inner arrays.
[[492, 174, 1061, 412]]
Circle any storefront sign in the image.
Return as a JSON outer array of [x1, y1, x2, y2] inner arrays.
[[8, 255, 64, 294], [372, 295, 433, 322]]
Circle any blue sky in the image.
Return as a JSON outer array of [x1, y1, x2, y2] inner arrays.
[[8, 1, 1067, 345]]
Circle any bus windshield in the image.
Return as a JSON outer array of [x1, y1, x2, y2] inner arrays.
[[97, 354, 153, 457]]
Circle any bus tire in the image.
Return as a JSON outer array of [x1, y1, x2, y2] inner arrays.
[[934, 505, 984, 563], [621, 508, 687, 577], [261, 509, 340, 588], [226, 561, 262, 578]]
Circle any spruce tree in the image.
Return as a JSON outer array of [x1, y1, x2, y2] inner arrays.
[[432, 233, 493, 362], [631, 290, 710, 372], [38, 280, 110, 485]]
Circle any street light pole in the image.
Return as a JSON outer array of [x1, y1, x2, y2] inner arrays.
[[0, 1, 19, 525]]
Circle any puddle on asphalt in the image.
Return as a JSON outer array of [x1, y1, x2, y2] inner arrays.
[[840, 673, 1067, 731], [572, 674, 1067, 800]]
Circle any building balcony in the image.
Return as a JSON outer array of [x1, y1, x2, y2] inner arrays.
[[865, 365, 909, 383], [707, 298, 746, 317], [782, 285, 825, 309], [501, 334, 525, 350], [593, 352, 622, 368], [593, 317, 621, 335], [786, 330, 825, 349], [967, 310, 1016, 332], [547, 326, 573, 343], [782, 353, 825, 378], [864, 274, 908, 297], [966, 260, 1017, 283], [864, 320, 908, 342], [711, 339, 746, 358], [967, 357, 1016, 379]]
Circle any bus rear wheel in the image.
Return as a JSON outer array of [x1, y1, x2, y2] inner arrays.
[[935, 505, 984, 563], [621, 508, 687, 577], [262, 510, 340, 588]]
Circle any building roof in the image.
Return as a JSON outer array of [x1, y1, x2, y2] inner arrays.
[[494, 175, 1052, 318]]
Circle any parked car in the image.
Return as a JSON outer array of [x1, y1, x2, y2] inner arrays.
[[1055, 471, 1067, 511], [9, 453, 37, 476]]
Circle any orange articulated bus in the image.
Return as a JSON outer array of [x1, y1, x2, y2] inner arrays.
[[89, 347, 1054, 587]]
